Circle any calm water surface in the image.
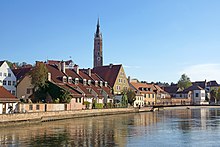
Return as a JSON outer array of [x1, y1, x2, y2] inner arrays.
[[1, 108, 220, 147]]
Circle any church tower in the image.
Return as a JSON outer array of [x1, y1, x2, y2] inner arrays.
[[93, 18, 103, 68]]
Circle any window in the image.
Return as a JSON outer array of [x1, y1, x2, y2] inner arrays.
[[0, 80, 2, 83], [29, 105, 33, 110], [75, 78, 79, 84], [0, 72, 2, 76], [68, 77, 72, 83], [4, 73, 7, 77], [3, 80, 6, 85], [195, 93, 199, 97], [79, 98, 81, 103], [8, 73, 11, 77], [12, 90, 15, 95], [63, 76, 67, 83], [36, 105, 40, 110], [13, 81, 16, 86], [8, 81, 11, 86], [148, 94, 150, 98], [116, 85, 120, 90], [27, 88, 32, 94]]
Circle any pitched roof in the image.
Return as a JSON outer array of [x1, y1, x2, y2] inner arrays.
[[93, 64, 122, 87], [0, 86, 19, 102], [207, 81, 219, 87], [183, 85, 204, 93], [12, 67, 32, 81], [192, 81, 206, 89], [47, 60, 73, 66], [164, 85, 180, 94], [130, 82, 156, 94], [46, 64, 65, 83]]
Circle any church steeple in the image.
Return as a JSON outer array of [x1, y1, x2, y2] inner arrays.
[[94, 18, 103, 68], [95, 18, 101, 38]]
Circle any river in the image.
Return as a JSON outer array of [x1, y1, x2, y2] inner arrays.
[[1, 107, 220, 147]]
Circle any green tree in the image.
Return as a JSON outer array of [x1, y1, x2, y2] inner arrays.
[[177, 74, 192, 90], [60, 90, 72, 103], [30, 62, 48, 102], [126, 89, 136, 106], [31, 62, 48, 90], [210, 88, 220, 103]]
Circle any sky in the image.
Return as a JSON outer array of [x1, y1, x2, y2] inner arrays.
[[1, 0, 220, 83]]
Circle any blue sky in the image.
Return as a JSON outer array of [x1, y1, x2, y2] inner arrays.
[[1, 0, 220, 83]]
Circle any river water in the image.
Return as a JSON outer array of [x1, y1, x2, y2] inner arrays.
[[1, 107, 220, 147]]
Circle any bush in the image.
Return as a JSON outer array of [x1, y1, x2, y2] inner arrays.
[[95, 103, 104, 109]]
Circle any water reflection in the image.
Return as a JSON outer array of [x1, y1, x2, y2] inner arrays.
[[1, 108, 220, 146]]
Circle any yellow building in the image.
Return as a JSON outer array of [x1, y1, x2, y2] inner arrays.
[[130, 82, 156, 106]]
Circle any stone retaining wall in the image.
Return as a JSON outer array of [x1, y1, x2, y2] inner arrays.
[[0, 108, 140, 127]]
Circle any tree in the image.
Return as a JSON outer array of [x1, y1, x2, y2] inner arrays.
[[122, 89, 136, 106], [177, 74, 192, 90], [31, 62, 48, 90], [210, 88, 220, 104], [59, 90, 72, 103], [30, 62, 48, 102]]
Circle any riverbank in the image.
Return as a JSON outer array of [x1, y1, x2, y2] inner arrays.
[[1, 105, 220, 127], [0, 107, 152, 127]]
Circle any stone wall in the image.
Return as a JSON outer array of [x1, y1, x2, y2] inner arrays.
[[0, 108, 138, 127]]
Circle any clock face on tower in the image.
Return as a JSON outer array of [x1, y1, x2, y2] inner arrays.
[[97, 57, 101, 61]]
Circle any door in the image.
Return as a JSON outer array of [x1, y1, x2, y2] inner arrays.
[[3, 103, 6, 114]]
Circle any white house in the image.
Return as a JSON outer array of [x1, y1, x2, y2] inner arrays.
[[183, 85, 207, 105], [133, 93, 144, 108], [0, 61, 17, 95]]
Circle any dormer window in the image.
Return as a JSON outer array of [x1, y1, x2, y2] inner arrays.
[[104, 81, 108, 87], [88, 80, 91, 85], [95, 80, 98, 87], [63, 76, 67, 83], [83, 79, 87, 86], [68, 77, 72, 83], [100, 81, 103, 87], [75, 78, 79, 85]]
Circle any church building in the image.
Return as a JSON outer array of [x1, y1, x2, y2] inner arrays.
[[93, 19, 103, 68]]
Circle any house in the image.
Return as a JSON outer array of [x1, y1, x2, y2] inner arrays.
[[46, 60, 114, 109], [0, 61, 17, 95], [183, 85, 207, 105], [45, 61, 85, 110], [12, 66, 33, 101], [130, 82, 156, 106], [154, 85, 171, 104], [93, 64, 129, 95], [0, 86, 19, 114]]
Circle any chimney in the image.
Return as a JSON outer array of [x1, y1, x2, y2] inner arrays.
[[61, 60, 66, 73], [58, 62, 62, 71], [74, 64, 79, 74], [109, 63, 113, 68], [88, 68, 91, 77], [48, 73, 51, 82], [128, 76, 131, 83]]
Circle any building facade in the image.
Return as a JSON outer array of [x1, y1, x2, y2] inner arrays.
[[0, 61, 16, 95]]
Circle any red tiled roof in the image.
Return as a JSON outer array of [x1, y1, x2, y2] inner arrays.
[[65, 69, 81, 79], [46, 64, 65, 83], [0, 86, 19, 102], [92, 64, 122, 87], [59, 84, 83, 98], [79, 70, 93, 80], [47, 60, 73, 66], [12, 67, 32, 81]]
